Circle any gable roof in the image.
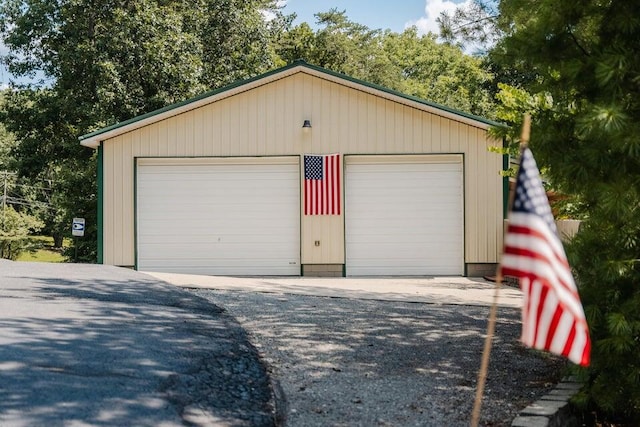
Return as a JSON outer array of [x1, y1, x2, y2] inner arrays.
[[79, 60, 501, 148]]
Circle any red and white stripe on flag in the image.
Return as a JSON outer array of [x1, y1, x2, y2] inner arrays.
[[304, 154, 341, 215], [501, 148, 590, 366]]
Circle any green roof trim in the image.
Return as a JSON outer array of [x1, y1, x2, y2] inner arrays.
[[298, 60, 503, 128], [79, 60, 502, 143], [78, 61, 303, 142]]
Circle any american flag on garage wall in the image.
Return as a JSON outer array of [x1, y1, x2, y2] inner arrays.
[[304, 154, 341, 215]]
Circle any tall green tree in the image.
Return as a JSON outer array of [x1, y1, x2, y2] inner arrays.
[[275, 9, 494, 118], [0, 91, 48, 257], [446, 0, 640, 421], [274, 10, 495, 118], [0, 0, 286, 260], [0, 205, 44, 260], [275, 10, 397, 88], [382, 27, 494, 117], [0, 92, 15, 169]]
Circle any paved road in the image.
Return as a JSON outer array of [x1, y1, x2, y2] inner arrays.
[[0, 261, 275, 427]]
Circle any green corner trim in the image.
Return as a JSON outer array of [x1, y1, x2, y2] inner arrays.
[[97, 142, 104, 264], [502, 137, 509, 219], [133, 158, 139, 270]]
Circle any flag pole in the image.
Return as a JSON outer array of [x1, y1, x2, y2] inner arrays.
[[470, 114, 531, 427]]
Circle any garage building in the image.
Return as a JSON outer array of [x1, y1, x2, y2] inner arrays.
[[80, 61, 505, 277]]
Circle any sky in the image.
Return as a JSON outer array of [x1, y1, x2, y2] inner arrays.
[[281, 0, 470, 35], [0, 0, 469, 87]]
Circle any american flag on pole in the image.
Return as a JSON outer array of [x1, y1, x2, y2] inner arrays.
[[501, 148, 591, 366], [304, 154, 341, 215]]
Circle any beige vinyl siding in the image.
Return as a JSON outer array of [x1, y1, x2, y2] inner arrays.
[[101, 70, 503, 268]]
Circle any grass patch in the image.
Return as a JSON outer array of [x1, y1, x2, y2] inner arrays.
[[16, 236, 70, 263]]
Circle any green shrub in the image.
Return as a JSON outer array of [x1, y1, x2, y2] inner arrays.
[[0, 206, 44, 260]]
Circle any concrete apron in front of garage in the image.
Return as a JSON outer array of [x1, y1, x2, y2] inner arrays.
[[142, 273, 523, 308]]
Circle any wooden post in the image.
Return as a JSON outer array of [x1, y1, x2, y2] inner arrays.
[[470, 114, 531, 427], [520, 114, 531, 149]]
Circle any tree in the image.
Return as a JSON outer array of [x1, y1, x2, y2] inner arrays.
[[382, 27, 494, 117], [0, 91, 51, 258], [274, 10, 495, 118], [438, 0, 500, 53], [451, 0, 640, 421], [0, 204, 44, 260], [197, 0, 289, 88], [0, 0, 287, 260], [0, 94, 16, 173], [274, 10, 396, 88]]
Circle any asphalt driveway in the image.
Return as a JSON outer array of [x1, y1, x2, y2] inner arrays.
[[0, 260, 275, 427]]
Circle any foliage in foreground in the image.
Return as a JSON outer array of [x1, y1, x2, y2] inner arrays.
[[440, 0, 640, 421], [461, 0, 640, 421]]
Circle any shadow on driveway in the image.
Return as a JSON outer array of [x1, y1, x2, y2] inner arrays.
[[0, 261, 275, 427], [191, 289, 566, 426]]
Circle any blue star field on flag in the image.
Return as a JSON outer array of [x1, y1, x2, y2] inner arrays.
[[512, 148, 557, 233], [304, 156, 324, 180]]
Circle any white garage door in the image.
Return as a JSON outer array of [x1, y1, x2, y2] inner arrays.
[[346, 156, 464, 276], [136, 158, 300, 275]]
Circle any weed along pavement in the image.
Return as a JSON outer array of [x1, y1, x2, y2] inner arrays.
[[0, 261, 564, 426]]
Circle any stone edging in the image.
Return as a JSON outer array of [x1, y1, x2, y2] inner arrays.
[[511, 378, 582, 427]]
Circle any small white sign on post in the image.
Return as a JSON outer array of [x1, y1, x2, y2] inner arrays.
[[72, 218, 85, 237]]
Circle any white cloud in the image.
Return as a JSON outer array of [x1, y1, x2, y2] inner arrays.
[[407, 0, 472, 36], [0, 42, 10, 88], [262, 0, 288, 22]]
